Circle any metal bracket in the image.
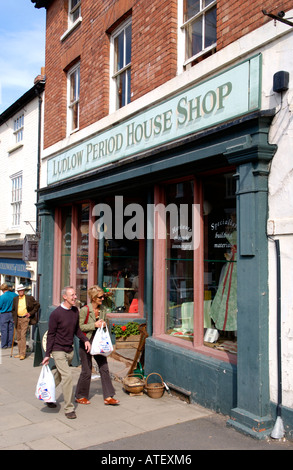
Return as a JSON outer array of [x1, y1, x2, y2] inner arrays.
[[262, 9, 293, 27]]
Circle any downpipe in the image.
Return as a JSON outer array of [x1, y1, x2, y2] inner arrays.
[[270, 238, 285, 439]]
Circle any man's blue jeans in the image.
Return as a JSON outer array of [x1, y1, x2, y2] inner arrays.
[[0, 312, 14, 348]]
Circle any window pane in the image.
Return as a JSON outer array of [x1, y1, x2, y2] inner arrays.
[[165, 181, 194, 341], [203, 173, 237, 354], [205, 6, 217, 48], [116, 71, 126, 108], [76, 204, 89, 307], [127, 68, 131, 105], [71, 102, 79, 130], [125, 23, 132, 65], [184, 0, 200, 21], [114, 31, 124, 72], [68, 66, 80, 131], [61, 206, 72, 290], [99, 196, 140, 314], [70, 68, 79, 103], [186, 16, 202, 58], [203, 0, 215, 7]]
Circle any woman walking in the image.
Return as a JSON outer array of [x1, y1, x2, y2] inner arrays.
[[75, 285, 119, 406]]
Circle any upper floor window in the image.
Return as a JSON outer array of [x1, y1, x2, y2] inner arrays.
[[181, 0, 217, 68], [110, 18, 132, 112], [11, 172, 22, 226], [69, 0, 81, 27], [14, 114, 24, 143], [67, 63, 80, 134]]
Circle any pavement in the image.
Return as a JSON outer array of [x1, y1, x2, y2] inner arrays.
[[0, 344, 293, 453]]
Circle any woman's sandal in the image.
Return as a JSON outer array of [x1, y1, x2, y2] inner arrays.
[[104, 397, 120, 405], [75, 397, 91, 405]]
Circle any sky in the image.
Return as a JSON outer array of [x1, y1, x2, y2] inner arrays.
[[0, 0, 46, 114]]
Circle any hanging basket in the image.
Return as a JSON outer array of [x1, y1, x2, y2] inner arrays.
[[123, 373, 145, 394], [145, 372, 165, 399]]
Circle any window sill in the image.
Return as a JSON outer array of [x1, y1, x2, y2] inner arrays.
[[154, 333, 237, 365], [60, 17, 82, 42], [8, 143, 23, 154]]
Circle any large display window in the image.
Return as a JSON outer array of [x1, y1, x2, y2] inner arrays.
[[54, 196, 145, 316], [203, 172, 237, 355], [154, 171, 237, 358]]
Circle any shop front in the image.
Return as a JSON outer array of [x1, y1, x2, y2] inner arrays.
[[36, 55, 277, 437]]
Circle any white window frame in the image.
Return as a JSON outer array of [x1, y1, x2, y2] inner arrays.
[[178, 0, 217, 72], [61, 0, 82, 41], [69, 0, 81, 28], [67, 62, 80, 135], [13, 114, 24, 143], [109, 17, 132, 113], [11, 172, 22, 227]]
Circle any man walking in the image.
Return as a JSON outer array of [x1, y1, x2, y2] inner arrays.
[[11, 284, 40, 359], [0, 284, 18, 349], [42, 286, 91, 419]]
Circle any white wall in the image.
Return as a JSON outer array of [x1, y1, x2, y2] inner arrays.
[[0, 96, 40, 240]]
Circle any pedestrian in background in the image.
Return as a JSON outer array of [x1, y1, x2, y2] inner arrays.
[[42, 286, 91, 419], [75, 285, 119, 406], [11, 284, 40, 359], [0, 283, 18, 349]]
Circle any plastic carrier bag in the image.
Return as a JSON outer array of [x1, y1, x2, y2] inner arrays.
[[35, 365, 56, 403], [90, 326, 113, 356]]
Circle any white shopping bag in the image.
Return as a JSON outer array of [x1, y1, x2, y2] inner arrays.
[[90, 326, 113, 356], [35, 365, 56, 403]]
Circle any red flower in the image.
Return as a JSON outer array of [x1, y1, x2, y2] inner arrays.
[[121, 325, 127, 331]]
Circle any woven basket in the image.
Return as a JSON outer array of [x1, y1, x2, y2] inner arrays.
[[123, 374, 145, 394], [145, 373, 165, 399]]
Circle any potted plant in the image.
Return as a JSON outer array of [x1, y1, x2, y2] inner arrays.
[[112, 321, 141, 349]]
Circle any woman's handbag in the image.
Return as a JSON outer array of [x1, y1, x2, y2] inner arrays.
[[35, 365, 56, 403], [90, 325, 113, 356]]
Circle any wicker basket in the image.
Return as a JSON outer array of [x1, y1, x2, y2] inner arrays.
[[145, 373, 165, 399], [123, 374, 145, 394]]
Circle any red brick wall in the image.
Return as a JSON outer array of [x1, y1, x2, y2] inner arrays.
[[43, 0, 293, 149], [217, 0, 293, 50], [44, 0, 179, 148]]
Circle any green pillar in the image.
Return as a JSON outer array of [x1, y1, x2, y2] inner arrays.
[[34, 201, 55, 366], [225, 116, 277, 438]]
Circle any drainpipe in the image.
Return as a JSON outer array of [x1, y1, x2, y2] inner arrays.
[[270, 238, 285, 439], [35, 85, 43, 235]]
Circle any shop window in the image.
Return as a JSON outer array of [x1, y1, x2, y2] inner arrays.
[[60, 206, 72, 291], [110, 18, 132, 112], [180, 0, 217, 69], [56, 198, 144, 313], [76, 203, 89, 307], [203, 172, 237, 354], [156, 172, 237, 356], [93, 195, 144, 314], [165, 180, 195, 341]]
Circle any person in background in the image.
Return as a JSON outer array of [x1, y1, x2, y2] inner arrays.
[[42, 286, 91, 419], [11, 284, 40, 360], [75, 285, 119, 406], [0, 283, 18, 349]]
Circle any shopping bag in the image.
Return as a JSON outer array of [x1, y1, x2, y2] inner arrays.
[[35, 365, 56, 403], [90, 326, 113, 356]]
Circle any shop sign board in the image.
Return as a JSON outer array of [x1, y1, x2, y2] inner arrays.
[[0, 258, 31, 278], [47, 55, 261, 185]]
